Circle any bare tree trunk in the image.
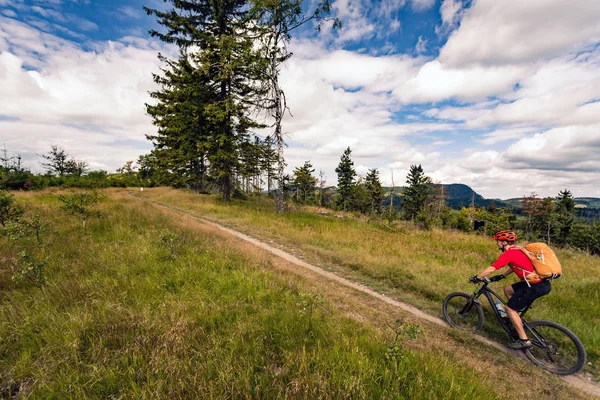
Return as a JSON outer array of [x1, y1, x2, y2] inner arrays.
[[272, 46, 286, 213], [389, 169, 394, 222]]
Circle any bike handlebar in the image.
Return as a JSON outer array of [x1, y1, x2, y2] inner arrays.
[[469, 276, 491, 284]]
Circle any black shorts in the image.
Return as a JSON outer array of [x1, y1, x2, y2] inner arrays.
[[506, 280, 551, 312]]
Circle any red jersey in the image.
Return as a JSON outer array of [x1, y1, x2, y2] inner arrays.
[[491, 246, 534, 280]]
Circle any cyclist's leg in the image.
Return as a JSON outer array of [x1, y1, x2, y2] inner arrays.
[[507, 281, 551, 344], [505, 282, 533, 346], [506, 306, 529, 341], [504, 285, 515, 299]]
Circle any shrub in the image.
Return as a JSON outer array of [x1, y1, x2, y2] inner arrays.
[[58, 191, 102, 228]]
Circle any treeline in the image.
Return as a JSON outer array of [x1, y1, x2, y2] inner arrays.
[[0, 146, 148, 190], [285, 147, 600, 256]]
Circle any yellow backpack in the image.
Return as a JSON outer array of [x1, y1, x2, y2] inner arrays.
[[520, 243, 563, 281]]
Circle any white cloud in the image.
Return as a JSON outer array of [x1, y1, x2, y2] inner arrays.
[[504, 125, 600, 172], [411, 0, 435, 12], [0, 16, 170, 171], [393, 60, 528, 103], [439, 0, 600, 67], [478, 127, 538, 145], [118, 6, 141, 19], [29, 5, 98, 31], [436, 0, 463, 34], [1, 9, 16, 17], [415, 35, 427, 54], [331, 0, 376, 43]]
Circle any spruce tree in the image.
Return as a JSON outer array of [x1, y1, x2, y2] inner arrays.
[[402, 164, 431, 221], [335, 147, 356, 211], [556, 189, 576, 245], [364, 168, 384, 214], [145, 0, 267, 201], [292, 161, 317, 203], [146, 54, 212, 191]]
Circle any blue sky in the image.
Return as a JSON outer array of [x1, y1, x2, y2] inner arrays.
[[1, 0, 600, 198]]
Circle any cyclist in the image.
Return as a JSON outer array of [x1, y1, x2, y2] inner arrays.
[[470, 230, 552, 350]]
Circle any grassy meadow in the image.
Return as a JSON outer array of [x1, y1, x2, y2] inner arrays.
[[136, 187, 600, 381], [0, 188, 595, 399], [0, 190, 513, 399]]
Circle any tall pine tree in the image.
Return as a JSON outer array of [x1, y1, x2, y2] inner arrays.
[[556, 189, 576, 245], [364, 168, 384, 214], [145, 0, 267, 200], [292, 161, 317, 203], [146, 54, 212, 191], [402, 164, 431, 221], [335, 147, 356, 211]]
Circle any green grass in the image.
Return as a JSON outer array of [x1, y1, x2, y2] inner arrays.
[[136, 188, 600, 380], [0, 191, 506, 398]]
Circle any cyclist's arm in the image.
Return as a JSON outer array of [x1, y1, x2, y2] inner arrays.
[[476, 266, 496, 279], [478, 252, 513, 279]]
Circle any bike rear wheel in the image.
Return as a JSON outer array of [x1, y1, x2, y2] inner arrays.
[[442, 292, 484, 332], [524, 320, 587, 375]]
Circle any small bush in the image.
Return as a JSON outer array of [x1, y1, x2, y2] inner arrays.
[[58, 191, 102, 228], [11, 251, 47, 289], [0, 191, 23, 227], [6, 214, 50, 245], [386, 319, 421, 361]]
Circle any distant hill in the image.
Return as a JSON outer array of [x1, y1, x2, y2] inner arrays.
[[502, 197, 600, 209], [380, 183, 507, 210], [443, 184, 508, 209], [332, 182, 599, 213]]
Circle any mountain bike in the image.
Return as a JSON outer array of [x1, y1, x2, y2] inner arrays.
[[442, 277, 586, 375]]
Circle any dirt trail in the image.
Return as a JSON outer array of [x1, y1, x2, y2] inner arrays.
[[131, 193, 600, 398]]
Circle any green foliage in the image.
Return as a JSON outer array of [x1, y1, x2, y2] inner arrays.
[[364, 168, 384, 214], [11, 251, 47, 289], [7, 214, 50, 245], [145, 55, 212, 192], [292, 161, 317, 204], [386, 319, 421, 361], [58, 191, 102, 228], [296, 291, 326, 337], [418, 183, 452, 229], [556, 189, 576, 246], [568, 221, 600, 255], [40, 145, 88, 176], [0, 190, 22, 227], [349, 178, 372, 214], [261, 135, 278, 194], [334, 147, 357, 211], [145, 0, 269, 201], [402, 164, 431, 221]]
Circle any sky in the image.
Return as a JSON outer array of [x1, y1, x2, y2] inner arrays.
[[1, 0, 599, 199]]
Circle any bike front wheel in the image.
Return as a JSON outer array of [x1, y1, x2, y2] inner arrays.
[[442, 292, 484, 332], [524, 320, 587, 375]]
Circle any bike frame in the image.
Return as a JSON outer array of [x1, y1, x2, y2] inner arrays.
[[465, 281, 533, 340]]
